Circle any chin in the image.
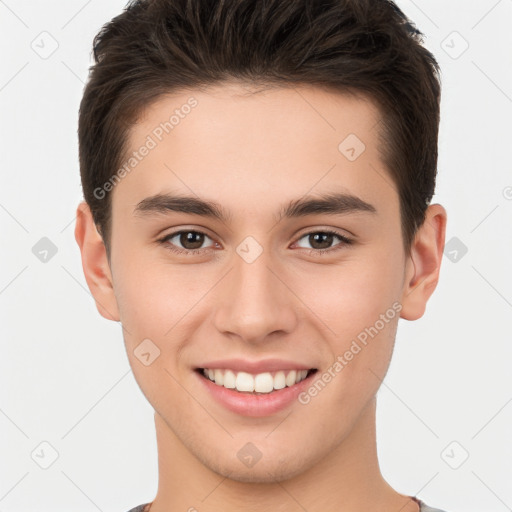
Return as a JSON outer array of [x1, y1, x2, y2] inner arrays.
[[202, 452, 311, 484]]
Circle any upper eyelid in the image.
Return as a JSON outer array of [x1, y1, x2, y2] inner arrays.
[[294, 227, 352, 241], [161, 228, 352, 248]]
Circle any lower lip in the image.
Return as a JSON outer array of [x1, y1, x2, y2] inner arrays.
[[195, 369, 317, 417]]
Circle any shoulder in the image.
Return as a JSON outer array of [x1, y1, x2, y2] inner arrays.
[[419, 499, 451, 512], [125, 505, 150, 512], [125, 501, 451, 512]]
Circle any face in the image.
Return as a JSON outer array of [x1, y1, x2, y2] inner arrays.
[[98, 83, 415, 482]]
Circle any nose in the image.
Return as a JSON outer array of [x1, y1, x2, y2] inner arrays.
[[212, 245, 299, 345]]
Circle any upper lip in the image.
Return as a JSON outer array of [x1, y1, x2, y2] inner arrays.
[[197, 358, 316, 374]]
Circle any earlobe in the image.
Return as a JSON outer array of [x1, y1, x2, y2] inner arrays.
[[400, 203, 447, 321], [74, 201, 120, 322]]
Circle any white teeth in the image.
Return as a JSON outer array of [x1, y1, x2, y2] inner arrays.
[[273, 371, 286, 390], [254, 372, 274, 393], [236, 372, 255, 392], [285, 370, 297, 387], [214, 369, 224, 386], [222, 369, 236, 388], [201, 368, 311, 393]]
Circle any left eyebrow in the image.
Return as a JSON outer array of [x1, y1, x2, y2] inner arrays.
[[276, 192, 377, 222], [133, 191, 377, 224]]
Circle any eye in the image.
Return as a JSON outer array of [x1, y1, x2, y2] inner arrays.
[[157, 228, 353, 256], [294, 229, 353, 254], [158, 230, 216, 255]]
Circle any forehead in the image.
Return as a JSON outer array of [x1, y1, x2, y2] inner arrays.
[[111, 82, 396, 220]]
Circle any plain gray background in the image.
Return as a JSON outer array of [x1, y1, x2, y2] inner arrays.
[[1, 1, 511, 511]]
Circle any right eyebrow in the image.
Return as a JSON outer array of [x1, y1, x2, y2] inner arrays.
[[133, 193, 231, 223]]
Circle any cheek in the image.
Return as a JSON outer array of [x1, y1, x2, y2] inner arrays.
[[302, 266, 401, 413], [111, 246, 187, 330], [287, 244, 404, 390], [294, 249, 404, 335], [111, 252, 210, 379], [111, 256, 193, 402]]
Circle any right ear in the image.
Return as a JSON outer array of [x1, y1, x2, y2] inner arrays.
[[74, 201, 120, 322]]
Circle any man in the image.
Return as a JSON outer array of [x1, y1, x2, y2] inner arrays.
[[74, 0, 450, 510]]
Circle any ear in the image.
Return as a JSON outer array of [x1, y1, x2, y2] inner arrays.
[[400, 203, 447, 320], [74, 201, 120, 322]]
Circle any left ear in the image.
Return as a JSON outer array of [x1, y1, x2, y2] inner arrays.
[[400, 203, 447, 320]]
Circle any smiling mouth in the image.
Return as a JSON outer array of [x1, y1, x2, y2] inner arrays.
[[194, 367, 318, 394]]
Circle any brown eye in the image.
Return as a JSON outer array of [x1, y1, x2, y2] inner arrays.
[[295, 230, 352, 253], [159, 230, 215, 254], [307, 232, 335, 250], [177, 231, 205, 250]]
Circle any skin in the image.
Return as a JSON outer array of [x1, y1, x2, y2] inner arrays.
[[75, 82, 447, 512]]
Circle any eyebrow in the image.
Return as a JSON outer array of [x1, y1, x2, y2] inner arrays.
[[133, 191, 377, 224]]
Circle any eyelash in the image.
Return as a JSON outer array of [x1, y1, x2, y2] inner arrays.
[[157, 229, 353, 257]]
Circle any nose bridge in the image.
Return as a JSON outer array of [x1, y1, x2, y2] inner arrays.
[[212, 243, 297, 343]]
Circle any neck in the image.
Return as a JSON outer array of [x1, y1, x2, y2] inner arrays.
[[148, 397, 419, 512]]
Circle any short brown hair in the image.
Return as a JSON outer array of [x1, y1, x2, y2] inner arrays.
[[78, 0, 442, 261]]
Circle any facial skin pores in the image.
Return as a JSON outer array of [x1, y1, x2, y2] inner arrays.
[[75, 82, 446, 512]]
